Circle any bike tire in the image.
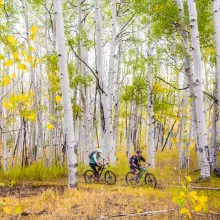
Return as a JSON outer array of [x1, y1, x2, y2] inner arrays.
[[126, 172, 137, 186], [104, 171, 116, 185], [144, 173, 157, 188], [84, 170, 96, 183]]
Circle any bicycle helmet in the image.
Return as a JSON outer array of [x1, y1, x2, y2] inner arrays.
[[97, 148, 102, 153], [136, 150, 142, 154]]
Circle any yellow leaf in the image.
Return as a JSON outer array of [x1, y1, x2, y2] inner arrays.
[[180, 208, 188, 214], [3, 198, 9, 202], [180, 191, 185, 197], [30, 33, 35, 40], [3, 207, 11, 215], [185, 176, 192, 182], [194, 205, 202, 212], [190, 191, 197, 196], [136, 209, 142, 213], [3, 76, 10, 86], [38, 57, 43, 64], [11, 73, 16, 78], [47, 123, 54, 130], [0, 0, 3, 5], [3, 100, 8, 108], [56, 95, 62, 102], [5, 60, 13, 67], [0, 54, 5, 60], [29, 46, 35, 52], [180, 208, 192, 219], [14, 205, 22, 214], [18, 63, 27, 70], [30, 26, 37, 33], [0, 182, 5, 186], [13, 52, 18, 60], [8, 35, 15, 44], [29, 113, 36, 121], [199, 196, 208, 203]]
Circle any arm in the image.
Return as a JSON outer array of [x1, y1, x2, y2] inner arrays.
[[140, 156, 146, 162], [100, 154, 108, 163]]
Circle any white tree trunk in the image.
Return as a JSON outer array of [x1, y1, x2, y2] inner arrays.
[[21, 0, 46, 165], [53, 0, 78, 187], [187, 0, 210, 178], [147, 48, 155, 168], [211, 0, 220, 171], [210, 67, 218, 171], [108, 0, 117, 113], [94, 0, 116, 163]]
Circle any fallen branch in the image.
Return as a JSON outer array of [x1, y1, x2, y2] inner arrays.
[[92, 208, 176, 219], [21, 209, 47, 216], [191, 187, 220, 191], [164, 184, 220, 191]]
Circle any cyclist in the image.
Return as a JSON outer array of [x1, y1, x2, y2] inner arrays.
[[129, 150, 148, 184], [89, 149, 108, 178]]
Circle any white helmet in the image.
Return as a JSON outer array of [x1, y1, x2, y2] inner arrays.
[[97, 148, 102, 153]]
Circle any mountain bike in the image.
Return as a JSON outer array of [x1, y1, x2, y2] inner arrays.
[[84, 163, 116, 185], [126, 164, 157, 188]]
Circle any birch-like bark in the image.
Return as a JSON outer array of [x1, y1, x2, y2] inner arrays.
[[176, 0, 199, 167], [210, 67, 218, 171], [94, 0, 115, 163], [53, 0, 78, 187], [211, 0, 220, 171], [108, 0, 117, 113], [187, 0, 210, 178], [147, 48, 155, 168], [21, 0, 46, 165]]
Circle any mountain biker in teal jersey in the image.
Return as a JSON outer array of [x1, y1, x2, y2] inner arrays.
[[89, 149, 108, 177], [129, 150, 149, 184]]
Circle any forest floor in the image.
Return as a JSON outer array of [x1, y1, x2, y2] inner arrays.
[[0, 149, 219, 219]]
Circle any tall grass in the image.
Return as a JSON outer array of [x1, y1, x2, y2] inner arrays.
[[0, 163, 68, 182]]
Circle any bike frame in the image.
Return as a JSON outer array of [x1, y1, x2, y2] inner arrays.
[[137, 167, 147, 181], [97, 163, 108, 177]]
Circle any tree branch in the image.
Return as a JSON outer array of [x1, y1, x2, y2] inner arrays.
[[68, 41, 107, 95]]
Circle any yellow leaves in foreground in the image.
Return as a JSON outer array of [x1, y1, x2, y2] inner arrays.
[[14, 205, 22, 214], [185, 176, 192, 182], [56, 95, 62, 103], [47, 123, 54, 130], [0, 0, 3, 6], [3, 207, 11, 215], [180, 208, 192, 219]]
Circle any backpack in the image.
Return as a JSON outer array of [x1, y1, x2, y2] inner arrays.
[[129, 155, 136, 164], [88, 151, 96, 159]]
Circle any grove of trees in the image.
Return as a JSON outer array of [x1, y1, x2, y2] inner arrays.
[[0, 0, 220, 188]]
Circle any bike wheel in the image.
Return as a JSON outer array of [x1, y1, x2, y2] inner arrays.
[[84, 170, 96, 183], [126, 172, 137, 186], [104, 171, 116, 185], [144, 173, 157, 188]]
